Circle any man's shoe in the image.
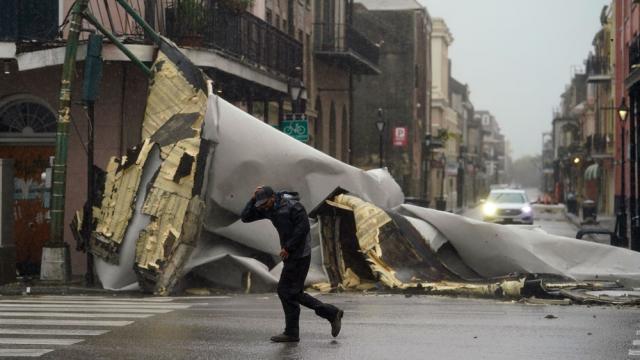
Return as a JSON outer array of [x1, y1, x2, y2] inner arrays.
[[270, 333, 300, 343], [330, 309, 344, 337]]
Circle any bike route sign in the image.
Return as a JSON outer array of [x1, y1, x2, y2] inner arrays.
[[281, 115, 309, 142]]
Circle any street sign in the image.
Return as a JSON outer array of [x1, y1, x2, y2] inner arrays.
[[393, 127, 408, 147], [281, 114, 309, 142]]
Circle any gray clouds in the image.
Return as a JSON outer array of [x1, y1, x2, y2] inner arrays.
[[421, 0, 608, 158]]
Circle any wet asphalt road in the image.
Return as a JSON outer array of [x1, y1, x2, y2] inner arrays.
[[7, 190, 632, 359], [28, 293, 640, 360]]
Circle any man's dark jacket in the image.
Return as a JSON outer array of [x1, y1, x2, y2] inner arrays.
[[240, 192, 312, 259]]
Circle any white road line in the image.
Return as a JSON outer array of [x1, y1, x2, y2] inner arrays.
[[0, 328, 108, 336], [634, 339, 640, 346], [0, 338, 83, 345], [637, 330, 640, 336], [0, 312, 152, 319], [0, 305, 171, 313], [35, 296, 176, 302], [0, 349, 54, 357], [0, 319, 133, 326], [0, 300, 193, 308], [630, 349, 640, 356]]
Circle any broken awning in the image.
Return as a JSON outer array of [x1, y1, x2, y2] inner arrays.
[[584, 163, 600, 180]]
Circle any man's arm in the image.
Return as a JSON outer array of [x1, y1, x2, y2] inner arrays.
[[240, 197, 263, 223], [283, 202, 310, 252]]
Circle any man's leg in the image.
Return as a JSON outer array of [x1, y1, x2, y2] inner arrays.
[[275, 258, 304, 339], [291, 256, 343, 337]]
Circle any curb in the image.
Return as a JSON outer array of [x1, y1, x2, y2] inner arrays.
[[0, 281, 130, 297]]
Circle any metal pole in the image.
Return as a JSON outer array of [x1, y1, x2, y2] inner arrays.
[[114, 0, 161, 44], [42, 0, 90, 281], [632, 92, 640, 251], [49, 0, 90, 248], [85, 102, 95, 286], [630, 95, 637, 246], [379, 131, 383, 168], [82, 11, 152, 76], [621, 121, 628, 247]]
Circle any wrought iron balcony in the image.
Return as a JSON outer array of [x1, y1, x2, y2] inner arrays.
[[162, 1, 302, 77], [586, 55, 610, 82], [585, 133, 613, 158], [313, 22, 380, 75], [630, 34, 640, 73], [3, 0, 302, 80], [0, 0, 59, 42]]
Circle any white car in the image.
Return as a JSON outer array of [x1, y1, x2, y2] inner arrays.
[[482, 189, 534, 225]]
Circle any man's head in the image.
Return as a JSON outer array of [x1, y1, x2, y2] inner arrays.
[[255, 186, 276, 210]]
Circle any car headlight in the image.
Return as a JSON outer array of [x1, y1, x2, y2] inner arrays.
[[483, 203, 497, 216], [522, 206, 532, 213]]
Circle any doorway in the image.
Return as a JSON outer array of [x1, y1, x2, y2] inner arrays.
[[0, 95, 56, 276]]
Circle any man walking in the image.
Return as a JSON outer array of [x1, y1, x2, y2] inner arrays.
[[241, 186, 344, 342]]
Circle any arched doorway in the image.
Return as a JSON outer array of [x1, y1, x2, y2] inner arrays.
[[0, 95, 56, 276], [329, 101, 336, 157], [315, 96, 323, 151]]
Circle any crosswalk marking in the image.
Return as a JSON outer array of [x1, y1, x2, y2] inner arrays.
[[0, 349, 54, 357], [0, 305, 171, 313], [630, 349, 640, 356], [0, 300, 194, 308], [634, 340, 640, 346], [0, 296, 203, 358], [0, 319, 134, 326], [36, 296, 177, 302], [0, 338, 84, 346], [0, 328, 108, 336], [0, 312, 152, 318]]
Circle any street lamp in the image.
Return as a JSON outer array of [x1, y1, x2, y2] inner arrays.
[[437, 152, 447, 211], [376, 108, 385, 168], [288, 79, 307, 114], [618, 97, 629, 247]]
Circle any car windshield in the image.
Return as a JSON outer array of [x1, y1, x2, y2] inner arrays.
[[488, 193, 526, 204]]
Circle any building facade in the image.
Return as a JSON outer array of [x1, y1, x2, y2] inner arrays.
[[429, 18, 458, 210], [351, 0, 431, 198], [0, 0, 305, 277]]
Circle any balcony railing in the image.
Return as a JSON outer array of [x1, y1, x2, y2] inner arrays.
[[0, 0, 59, 42], [3, 0, 302, 79], [313, 22, 380, 74], [585, 133, 612, 156], [586, 55, 610, 79], [630, 34, 640, 72]]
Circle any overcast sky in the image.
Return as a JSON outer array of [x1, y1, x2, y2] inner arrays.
[[420, 0, 609, 159]]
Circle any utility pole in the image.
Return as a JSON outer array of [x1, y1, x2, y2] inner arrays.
[[41, 0, 90, 281]]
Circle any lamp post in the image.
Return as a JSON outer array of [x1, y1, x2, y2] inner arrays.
[[289, 79, 307, 114], [437, 152, 447, 211], [618, 97, 629, 247], [376, 108, 385, 168]]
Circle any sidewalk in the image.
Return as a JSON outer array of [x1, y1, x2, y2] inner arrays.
[[0, 276, 121, 296], [565, 212, 615, 244]]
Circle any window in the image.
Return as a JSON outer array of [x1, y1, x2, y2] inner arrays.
[[0, 95, 56, 135], [487, 192, 526, 204], [266, 9, 273, 25]]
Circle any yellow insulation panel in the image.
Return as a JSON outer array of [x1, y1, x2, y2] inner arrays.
[[93, 139, 154, 245]]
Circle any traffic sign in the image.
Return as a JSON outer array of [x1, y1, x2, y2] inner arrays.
[[281, 114, 309, 142]]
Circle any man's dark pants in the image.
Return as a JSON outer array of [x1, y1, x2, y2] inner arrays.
[[277, 256, 339, 337]]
